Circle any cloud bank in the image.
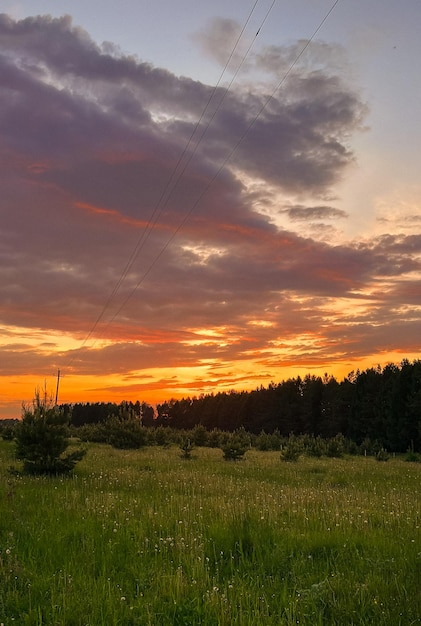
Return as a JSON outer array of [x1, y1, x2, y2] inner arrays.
[[1, 14, 420, 409]]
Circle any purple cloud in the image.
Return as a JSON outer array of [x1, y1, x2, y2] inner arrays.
[[1, 14, 420, 404]]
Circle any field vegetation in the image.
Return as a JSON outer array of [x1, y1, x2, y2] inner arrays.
[[1, 439, 420, 625]]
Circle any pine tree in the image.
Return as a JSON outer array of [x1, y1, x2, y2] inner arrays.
[[15, 387, 85, 475]]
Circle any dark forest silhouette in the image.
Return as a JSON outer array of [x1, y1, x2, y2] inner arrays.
[[57, 359, 421, 453]]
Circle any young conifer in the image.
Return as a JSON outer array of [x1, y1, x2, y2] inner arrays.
[[15, 386, 85, 475]]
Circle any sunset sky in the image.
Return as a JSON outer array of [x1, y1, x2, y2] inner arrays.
[[1, 0, 421, 417]]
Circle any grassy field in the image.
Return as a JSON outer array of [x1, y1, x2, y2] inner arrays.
[[0, 440, 420, 625]]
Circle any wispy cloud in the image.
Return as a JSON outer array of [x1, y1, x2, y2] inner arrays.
[[281, 204, 348, 221]]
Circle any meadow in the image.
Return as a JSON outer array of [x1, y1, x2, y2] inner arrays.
[[0, 440, 420, 625]]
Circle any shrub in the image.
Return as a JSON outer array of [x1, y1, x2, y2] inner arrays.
[[270, 429, 283, 451], [326, 434, 346, 458], [375, 448, 390, 462], [280, 435, 302, 462], [280, 444, 301, 462], [207, 428, 224, 448], [15, 388, 86, 475], [179, 437, 195, 459], [405, 450, 421, 463], [359, 437, 384, 456], [255, 432, 273, 451], [233, 427, 252, 448], [221, 437, 248, 461], [305, 435, 327, 458], [149, 426, 172, 447], [0, 423, 17, 441], [76, 422, 109, 443], [107, 416, 148, 449], [191, 424, 209, 447], [404, 444, 421, 463]]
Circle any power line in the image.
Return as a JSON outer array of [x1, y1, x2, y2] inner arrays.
[[64, 0, 268, 365], [103, 0, 342, 327], [64, 0, 275, 368], [64, 0, 341, 374]]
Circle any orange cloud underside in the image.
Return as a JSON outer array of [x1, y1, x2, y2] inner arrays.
[[75, 201, 150, 229]]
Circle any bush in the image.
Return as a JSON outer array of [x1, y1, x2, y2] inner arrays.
[[207, 429, 224, 448], [255, 432, 272, 451], [375, 448, 390, 462], [326, 434, 346, 458], [107, 416, 148, 449], [405, 450, 421, 463], [179, 437, 195, 459], [191, 424, 209, 447], [221, 437, 248, 461], [0, 423, 17, 441], [280, 443, 301, 462], [148, 426, 172, 447], [280, 434, 303, 462], [15, 388, 86, 475], [404, 444, 420, 463], [305, 435, 327, 458], [359, 438, 384, 456], [75, 422, 109, 443], [233, 427, 252, 448]]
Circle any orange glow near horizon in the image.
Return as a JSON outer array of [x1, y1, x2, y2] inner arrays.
[[2, 346, 420, 419]]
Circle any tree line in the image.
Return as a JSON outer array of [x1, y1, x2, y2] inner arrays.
[[61, 400, 155, 427], [4, 360, 419, 476], [154, 360, 421, 452], [53, 359, 421, 453]]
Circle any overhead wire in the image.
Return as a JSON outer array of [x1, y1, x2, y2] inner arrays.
[[101, 0, 341, 329], [64, 0, 275, 368], [64, 0, 341, 374], [64, 0, 268, 366]]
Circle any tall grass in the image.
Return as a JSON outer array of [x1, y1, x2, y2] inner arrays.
[[1, 441, 420, 625]]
